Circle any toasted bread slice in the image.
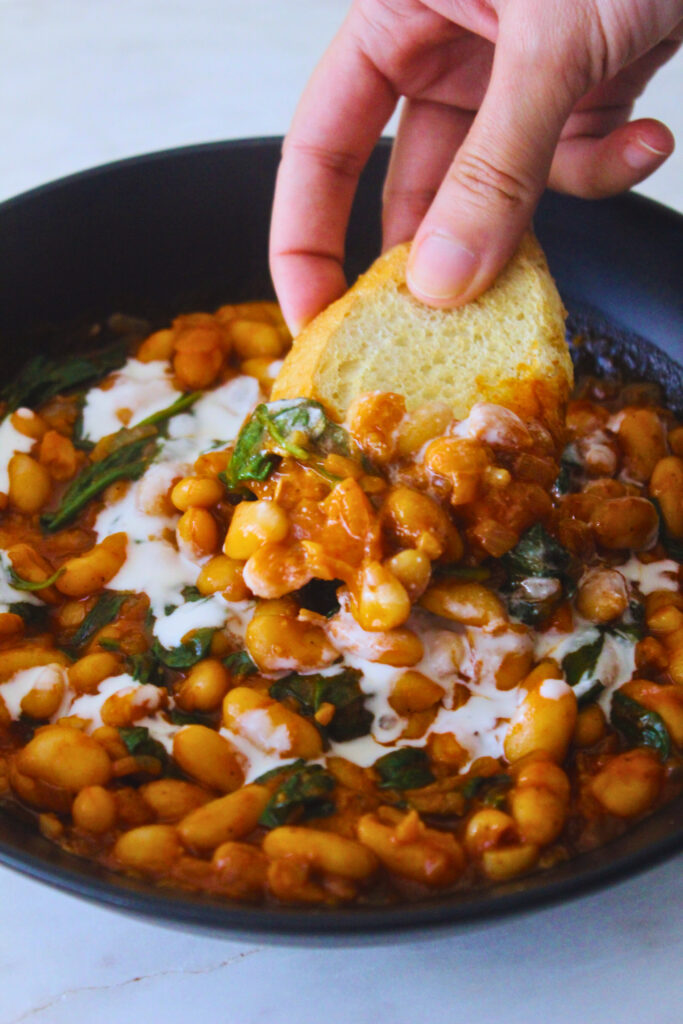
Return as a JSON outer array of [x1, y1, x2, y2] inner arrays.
[[271, 234, 572, 439]]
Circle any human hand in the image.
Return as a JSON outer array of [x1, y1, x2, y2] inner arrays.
[[270, 0, 681, 333]]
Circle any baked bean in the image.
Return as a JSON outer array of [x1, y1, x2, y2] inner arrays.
[[56, 533, 127, 597], [176, 507, 219, 558], [39, 431, 78, 481], [420, 579, 507, 627], [573, 704, 607, 746], [246, 600, 338, 672], [114, 824, 182, 874], [389, 671, 445, 714], [0, 646, 70, 683], [509, 759, 569, 845], [7, 454, 51, 513], [228, 319, 284, 359], [649, 456, 683, 538], [171, 476, 224, 511], [357, 810, 465, 887], [348, 392, 405, 463], [136, 328, 175, 362], [591, 749, 663, 817], [173, 327, 224, 388], [172, 725, 244, 793], [352, 561, 411, 631], [68, 652, 122, 694], [576, 568, 629, 623], [223, 687, 323, 759], [504, 663, 577, 763], [17, 725, 112, 791], [396, 402, 453, 456], [384, 548, 431, 600], [10, 408, 46, 440], [72, 785, 117, 833], [591, 497, 659, 550], [139, 779, 210, 822], [423, 437, 489, 504], [481, 844, 539, 880], [380, 486, 453, 559], [264, 826, 378, 880], [176, 659, 231, 712], [211, 841, 269, 900], [196, 554, 250, 601], [178, 785, 269, 851], [224, 500, 289, 560], [617, 407, 668, 481], [18, 665, 65, 719]]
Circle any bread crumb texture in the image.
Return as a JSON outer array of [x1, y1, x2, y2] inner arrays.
[[272, 234, 572, 439]]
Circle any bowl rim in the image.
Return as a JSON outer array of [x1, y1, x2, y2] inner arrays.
[[0, 137, 681, 940]]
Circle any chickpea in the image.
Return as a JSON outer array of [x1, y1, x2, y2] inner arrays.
[[590, 497, 659, 551], [114, 824, 182, 874], [420, 579, 507, 627], [172, 725, 245, 793], [224, 500, 289, 560], [176, 507, 219, 558], [56, 533, 127, 598], [196, 554, 250, 601], [17, 725, 112, 791], [72, 785, 117, 833], [617, 408, 668, 482], [352, 561, 411, 632], [223, 686, 323, 759], [591, 749, 663, 817], [171, 476, 224, 511], [650, 456, 683, 538], [176, 658, 231, 712], [576, 568, 629, 623], [8, 454, 51, 513]]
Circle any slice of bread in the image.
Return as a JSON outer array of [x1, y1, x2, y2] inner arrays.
[[271, 234, 572, 439]]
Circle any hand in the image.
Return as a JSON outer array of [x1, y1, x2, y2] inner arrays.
[[270, 0, 682, 332]]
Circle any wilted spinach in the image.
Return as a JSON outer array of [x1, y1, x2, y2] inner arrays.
[[152, 628, 215, 669], [269, 668, 373, 743], [373, 748, 434, 790], [259, 763, 336, 828], [222, 398, 349, 490], [610, 691, 671, 761], [461, 773, 512, 809], [8, 566, 64, 592], [502, 524, 575, 624], [66, 591, 131, 651], [222, 650, 258, 677], [118, 725, 169, 766], [0, 343, 127, 416]]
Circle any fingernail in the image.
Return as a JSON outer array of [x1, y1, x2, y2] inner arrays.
[[407, 232, 478, 302], [623, 136, 669, 170]]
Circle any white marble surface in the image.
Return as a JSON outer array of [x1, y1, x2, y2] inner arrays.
[[0, 2, 681, 1022]]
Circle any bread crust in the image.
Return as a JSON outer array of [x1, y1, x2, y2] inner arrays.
[[272, 234, 572, 439]]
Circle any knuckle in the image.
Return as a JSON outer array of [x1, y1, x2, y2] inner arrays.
[[450, 148, 534, 211], [283, 137, 365, 182]]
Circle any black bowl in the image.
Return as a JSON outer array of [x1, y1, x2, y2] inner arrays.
[[0, 138, 681, 942]]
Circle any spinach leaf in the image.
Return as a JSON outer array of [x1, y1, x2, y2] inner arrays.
[[259, 763, 336, 828], [435, 565, 492, 583], [41, 430, 157, 531], [8, 602, 49, 629], [8, 566, 64, 591], [180, 585, 203, 603], [118, 725, 169, 766], [577, 680, 605, 708], [610, 691, 671, 761], [502, 524, 575, 625], [554, 444, 582, 496], [168, 707, 214, 727], [0, 343, 127, 415], [461, 773, 512, 808], [127, 650, 166, 687], [269, 668, 373, 743], [503, 523, 573, 582], [136, 390, 201, 431], [66, 591, 131, 651], [252, 759, 306, 785], [152, 628, 215, 669], [562, 633, 605, 688], [373, 748, 434, 790], [223, 650, 258, 677], [296, 577, 342, 619], [223, 399, 349, 489]]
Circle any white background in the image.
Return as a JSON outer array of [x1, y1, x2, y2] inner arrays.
[[0, 3, 681, 1023]]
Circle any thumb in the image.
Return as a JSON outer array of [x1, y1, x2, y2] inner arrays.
[[407, 16, 584, 306]]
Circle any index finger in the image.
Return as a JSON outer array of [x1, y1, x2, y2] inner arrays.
[[269, 24, 396, 334]]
